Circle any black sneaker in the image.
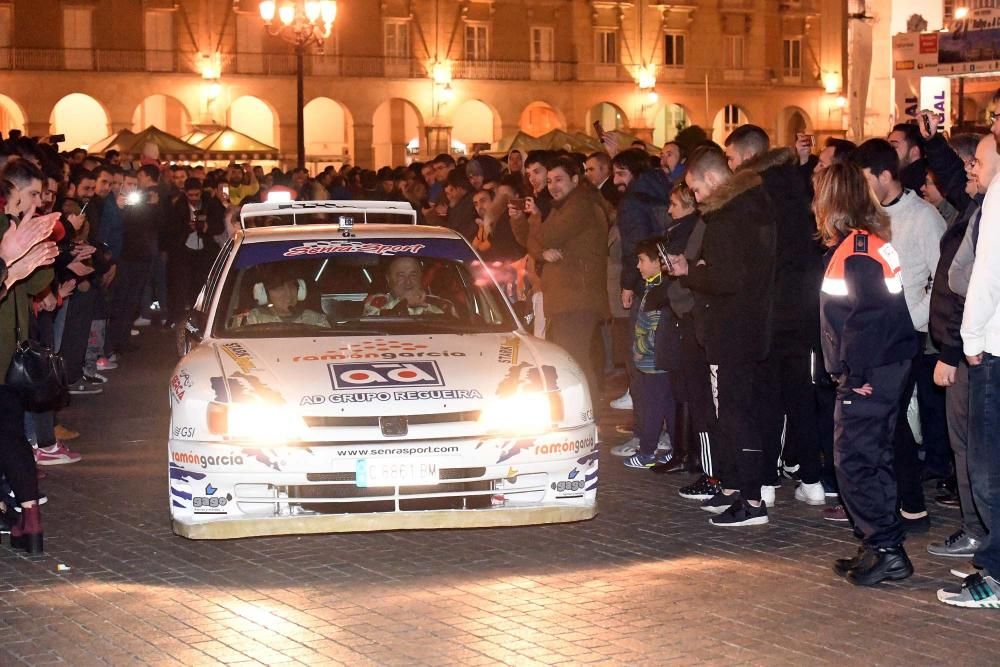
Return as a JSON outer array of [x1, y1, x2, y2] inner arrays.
[[846, 545, 913, 586], [710, 497, 769, 527], [678, 474, 722, 500], [934, 491, 961, 509], [902, 513, 931, 534], [700, 490, 740, 514]]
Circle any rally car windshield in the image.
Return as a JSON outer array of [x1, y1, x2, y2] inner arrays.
[[214, 237, 518, 338]]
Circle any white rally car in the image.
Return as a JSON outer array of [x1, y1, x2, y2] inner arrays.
[[168, 200, 598, 539]]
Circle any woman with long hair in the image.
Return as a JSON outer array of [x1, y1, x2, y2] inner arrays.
[[814, 162, 918, 586]]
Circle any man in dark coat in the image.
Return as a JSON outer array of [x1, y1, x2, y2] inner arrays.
[[667, 145, 776, 527], [725, 125, 827, 504]]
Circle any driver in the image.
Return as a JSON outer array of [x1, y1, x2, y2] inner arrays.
[[235, 264, 328, 327], [363, 256, 456, 317]]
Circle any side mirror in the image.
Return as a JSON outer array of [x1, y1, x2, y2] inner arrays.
[[178, 310, 206, 357], [511, 300, 534, 330]]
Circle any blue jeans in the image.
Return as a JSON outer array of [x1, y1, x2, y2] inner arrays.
[[968, 353, 1000, 576]]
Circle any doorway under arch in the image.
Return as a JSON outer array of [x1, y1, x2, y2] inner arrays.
[[373, 98, 423, 166]]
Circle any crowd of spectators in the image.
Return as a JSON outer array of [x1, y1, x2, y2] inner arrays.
[[2, 89, 1000, 609]]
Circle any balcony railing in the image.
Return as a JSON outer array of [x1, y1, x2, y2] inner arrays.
[[0, 48, 818, 88]]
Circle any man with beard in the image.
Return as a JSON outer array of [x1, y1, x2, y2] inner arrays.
[[889, 123, 928, 195]]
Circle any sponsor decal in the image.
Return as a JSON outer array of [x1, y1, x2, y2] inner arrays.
[[497, 438, 535, 464], [242, 449, 286, 471], [221, 342, 257, 373], [170, 369, 193, 403], [498, 337, 520, 365], [551, 480, 586, 493], [300, 389, 484, 405], [580, 408, 594, 423], [169, 463, 206, 509], [172, 451, 246, 469], [335, 444, 460, 457], [505, 467, 519, 482], [533, 437, 595, 457], [328, 361, 444, 390], [495, 362, 559, 397], [172, 425, 196, 439], [193, 491, 232, 513], [568, 467, 579, 480], [283, 240, 427, 257], [294, 350, 466, 362]]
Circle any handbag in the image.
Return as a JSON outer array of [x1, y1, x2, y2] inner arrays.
[[5, 288, 68, 411]]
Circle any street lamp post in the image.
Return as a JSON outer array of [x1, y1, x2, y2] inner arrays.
[[258, 0, 337, 169]]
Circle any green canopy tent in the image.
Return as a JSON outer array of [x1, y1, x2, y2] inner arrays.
[[109, 126, 204, 161], [88, 129, 136, 155], [191, 126, 280, 162]]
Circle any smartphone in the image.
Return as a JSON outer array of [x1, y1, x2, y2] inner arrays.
[[921, 112, 933, 136], [593, 120, 605, 137], [510, 198, 526, 211], [48, 133, 65, 144], [656, 242, 674, 272], [221, 183, 230, 199], [78, 200, 89, 216]]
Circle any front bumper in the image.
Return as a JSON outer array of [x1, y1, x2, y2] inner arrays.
[[168, 424, 598, 539]]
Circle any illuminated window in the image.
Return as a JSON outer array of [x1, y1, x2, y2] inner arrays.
[[384, 21, 410, 59], [465, 23, 489, 61], [724, 35, 745, 69], [596, 29, 617, 65], [783, 38, 802, 77], [664, 33, 685, 68]]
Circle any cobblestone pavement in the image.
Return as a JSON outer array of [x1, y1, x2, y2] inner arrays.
[[2, 331, 999, 666]]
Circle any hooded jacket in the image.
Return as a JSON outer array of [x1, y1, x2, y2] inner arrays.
[[739, 148, 823, 347], [617, 170, 671, 295], [682, 169, 776, 365]]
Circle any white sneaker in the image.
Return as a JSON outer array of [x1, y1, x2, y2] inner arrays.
[[610, 438, 639, 457], [133, 317, 152, 327], [131, 328, 140, 336], [794, 481, 826, 506], [654, 431, 672, 456], [610, 391, 633, 410], [761, 485, 776, 507]]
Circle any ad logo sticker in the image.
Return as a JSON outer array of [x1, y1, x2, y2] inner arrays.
[[328, 361, 445, 390]]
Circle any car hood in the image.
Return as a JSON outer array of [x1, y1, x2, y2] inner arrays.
[[211, 333, 560, 417]]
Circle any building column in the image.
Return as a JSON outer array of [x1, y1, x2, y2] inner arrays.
[[25, 121, 49, 138], [353, 122, 374, 168], [278, 121, 299, 169]]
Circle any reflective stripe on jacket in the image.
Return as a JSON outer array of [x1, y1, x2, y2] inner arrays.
[[821, 230, 903, 297]]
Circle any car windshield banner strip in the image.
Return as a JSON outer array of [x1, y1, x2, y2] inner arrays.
[[233, 239, 479, 268]]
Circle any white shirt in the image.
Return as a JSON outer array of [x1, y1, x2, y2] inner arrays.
[[883, 189, 946, 332], [961, 171, 1000, 356], [185, 203, 204, 251]]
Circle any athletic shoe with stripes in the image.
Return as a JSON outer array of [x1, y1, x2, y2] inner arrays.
[[938, 570, 1000, 608], [623, 453, 657, 469]]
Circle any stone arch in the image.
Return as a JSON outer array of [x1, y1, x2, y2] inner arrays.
[[586, 101, 629, 135], [518, 101, 566, 136], [132, 94, 192, 137], [372, 98, 424, 167], [304, 97, 354, 168], [712, 104, 750, 141], [777, 106, 811, 146], [0, 94, 26, 136], [653, 103, 690, 146], [49, 93, 110, 150], [227, 95, 279, 147], [450, 99, 500, 153]]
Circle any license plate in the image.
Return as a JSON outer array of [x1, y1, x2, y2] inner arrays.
[[356, 459, 440, 488]]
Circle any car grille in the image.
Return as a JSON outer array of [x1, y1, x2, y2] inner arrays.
[[231, 466, 548, 514], [303, 410, 481, 429]]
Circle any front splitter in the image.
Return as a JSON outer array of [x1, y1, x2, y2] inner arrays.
[[173, 504, 597, 540]]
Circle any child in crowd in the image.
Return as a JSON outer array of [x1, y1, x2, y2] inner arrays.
[[624, 237, 675, 469]]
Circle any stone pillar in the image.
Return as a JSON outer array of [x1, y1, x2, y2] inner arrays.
[[631, 126, 654, 144], [353, 122, 374, 169], [25, 121, 50, 138]]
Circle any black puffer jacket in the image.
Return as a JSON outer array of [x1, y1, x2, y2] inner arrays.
[[740, 148, 823, 350], [682, 169, 776, 365]]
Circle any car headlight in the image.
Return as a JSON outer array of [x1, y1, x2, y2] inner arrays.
[[206, 401, 306, 441], [479, 392, 563, 435]]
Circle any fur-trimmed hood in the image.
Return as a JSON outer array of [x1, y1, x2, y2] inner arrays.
[[738, 147, 798, 175], [699, 168, 763, 214]]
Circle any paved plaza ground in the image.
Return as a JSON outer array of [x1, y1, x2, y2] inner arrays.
[[2, 331, 999, 666]]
